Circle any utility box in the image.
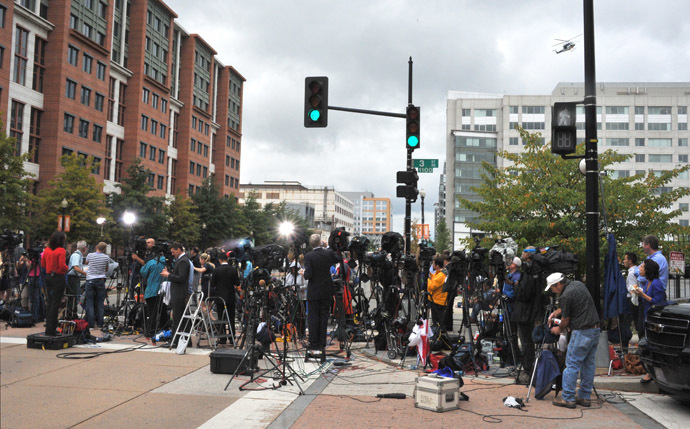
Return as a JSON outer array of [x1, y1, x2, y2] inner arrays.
[[414, 375, 460, 412]]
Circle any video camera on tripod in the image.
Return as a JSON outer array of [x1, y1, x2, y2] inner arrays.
[[0, 230, 23, 252], [248, 244, 286, 272]]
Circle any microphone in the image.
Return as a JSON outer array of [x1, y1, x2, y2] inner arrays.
[[376, 393, 406, 399]]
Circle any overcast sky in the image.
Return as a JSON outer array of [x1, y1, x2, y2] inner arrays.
[[166, 0, 690, 237]]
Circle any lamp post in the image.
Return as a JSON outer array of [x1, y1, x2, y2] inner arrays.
[[420, 190, 426, 226], [96, 217, 106, 237], [168, 216, 174, 241], [60, 198, 68, 231], [201, 223, 207, 250]]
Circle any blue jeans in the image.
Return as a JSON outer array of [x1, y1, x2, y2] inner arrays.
[[562, 328, 600, 401], [85, 278, 106, 327]]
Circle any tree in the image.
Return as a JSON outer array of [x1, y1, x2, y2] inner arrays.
[[29, 154, 110, 243], [0, 123, 33, 232], [168, 194, 200, 245], [111, 158, 168, 239], [459, 127, 690, 270], [192, 177, 243, 248], [434, 217, 452, 253]]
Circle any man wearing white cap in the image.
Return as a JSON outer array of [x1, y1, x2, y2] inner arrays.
[[545, 273, 600, 409]]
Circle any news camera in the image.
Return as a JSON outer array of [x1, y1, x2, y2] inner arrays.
[[249, 244, 286, 272], [328, 228, 350, 253], [0, 231, 23, 251], [349, 236, 370, 262]]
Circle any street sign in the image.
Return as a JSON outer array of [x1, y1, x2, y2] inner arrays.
[[413, 159, 438, 169], [57, 215, 71, 232], [416, 167, 434, 173], [670, 251, 685, 276]]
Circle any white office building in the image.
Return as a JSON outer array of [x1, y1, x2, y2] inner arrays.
[[446, 82, 690, 247]]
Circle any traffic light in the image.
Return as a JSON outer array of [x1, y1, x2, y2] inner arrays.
[[396, 169, 419, 201], [304, 76, 328, 128], [551, 102, 577, 156], [406, 105, 420, 150]]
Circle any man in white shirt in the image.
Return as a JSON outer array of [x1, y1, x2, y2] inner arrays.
[[84, 242, 110, 328], [66, 241, 87, 319]]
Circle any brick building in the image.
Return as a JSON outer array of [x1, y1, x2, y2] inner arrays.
[[0, 0, 243, 199]]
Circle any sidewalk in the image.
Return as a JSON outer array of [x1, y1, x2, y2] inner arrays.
[[0, 319, 670, 428]]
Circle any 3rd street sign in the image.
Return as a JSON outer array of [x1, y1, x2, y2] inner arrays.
[[413, 159, 438, 173]]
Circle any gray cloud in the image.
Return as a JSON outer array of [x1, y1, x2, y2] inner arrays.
[[166, 0, 690, 233]]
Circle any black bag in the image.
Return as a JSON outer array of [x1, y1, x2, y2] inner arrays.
[[532, 249, 578, 275], [11, 308, 35, 327]]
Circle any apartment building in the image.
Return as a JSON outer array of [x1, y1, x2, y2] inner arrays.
[[0, 0, 243, 200]]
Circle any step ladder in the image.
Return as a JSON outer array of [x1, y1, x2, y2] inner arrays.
[[197, 296, 236, 349], [169, 291, 208, 353]]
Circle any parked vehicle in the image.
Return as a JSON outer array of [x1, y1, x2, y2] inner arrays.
[[639, 298, 690, 400]]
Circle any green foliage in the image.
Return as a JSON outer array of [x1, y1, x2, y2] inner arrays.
[[168, 194, 200, 245], [29, 154, 110, 243], [459, 127, 690, 270], [192, 177, 245, 248], [0, 123, 33, 232], [111, 158, 169, 239], [433, 217, 452, 253]]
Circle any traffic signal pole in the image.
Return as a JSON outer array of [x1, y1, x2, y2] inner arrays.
[[583, 0, 601, 315], [405, 57, 414, 255]]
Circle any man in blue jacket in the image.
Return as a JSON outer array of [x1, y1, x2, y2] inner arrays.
[[141, 254, 167, 336]]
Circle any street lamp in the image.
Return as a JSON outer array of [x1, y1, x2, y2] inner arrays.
[[96, 217, 106, 237], [279, 221, 295, 237], [168, 216, 174, 241], [60, 198, 68, 231], [420, 190, 426, 227], [201, 223, 207, 250]]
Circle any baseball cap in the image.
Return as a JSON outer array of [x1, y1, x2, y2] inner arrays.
[[545, 272, 564, 291], [512, 257, 522, 267]]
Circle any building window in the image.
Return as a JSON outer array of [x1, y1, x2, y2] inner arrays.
[[635, 106, 644, 115], [509, 137, 519, 146], [13, 27, 29, 85], [160, 124, 166, 139], [158, 149, 165, 164], [680, 203, 689, 212], [196, 164, 201, 176], [79, 119, 89, 138], [140, 142, 147, 158], [225, 155, 229, 166], [170, 159, 177, 194], [151, 120, 158, 135], [10, 101, 25, 155], [680, 154, 689, 163], [142, 87, 149, 104], [203, 166, 208, 178], [635, 138, 645, 147], [141, 115, 148, 131], [680, 220, 689, 227], [32, 37, 46, 92], [679, 123, 688, 131], [63, 113, 75, 133], [191, 139, 196, 152], [157, 175, 164, 190], [81, 86, 91, 106], [104, 136, 112, 180], [203, 144, 208, 157], [65, 79, 77, 99], [118, 83, 126, 126], [95, 93, 105, 112], [93, 124, 103, 143], [108, 78, 116, 122], [68, 45, 79, 66], [225, 175, 229, 186], [648, 138, 672, 147], [172, 112, 179, 148], [635, 123, 645, 130], [91, 157, 101, 175], [28, 107, 41, 163], [189, 161, 194, 174], [149, 146, 156, 161], [115, 138, 123, 182], [152, 93, 158, 109], [648, 154, 673, 163], [679, 138, 689, 147], [82, 22, 92, 39], [83, 53, 93, 73], [606, 138, 629, 147], [161, 99, 167, 113], [522, 106, 545, 114], [97, 61, 106, 80]]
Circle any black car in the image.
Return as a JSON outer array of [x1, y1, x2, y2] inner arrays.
[[639, 298, 690, 399]]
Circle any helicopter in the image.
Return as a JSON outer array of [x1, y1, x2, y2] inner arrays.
[[553, 35, 581, 54]]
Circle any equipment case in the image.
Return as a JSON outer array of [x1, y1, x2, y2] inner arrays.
[[209, 348, 258, 374], [26, 333, 76, 350], [414, 375, 460, 412]]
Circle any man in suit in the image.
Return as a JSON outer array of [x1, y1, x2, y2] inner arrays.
[[303, 233, 339, 359], [210, 251, 240, 344], [161, 242, 191, 342]]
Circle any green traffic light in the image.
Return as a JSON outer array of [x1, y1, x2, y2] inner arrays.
[[407, 135, 419, 147], [309, 109, 321, 122]]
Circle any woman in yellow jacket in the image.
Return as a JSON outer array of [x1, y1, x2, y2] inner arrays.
[[427, 256, 452, 332]]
